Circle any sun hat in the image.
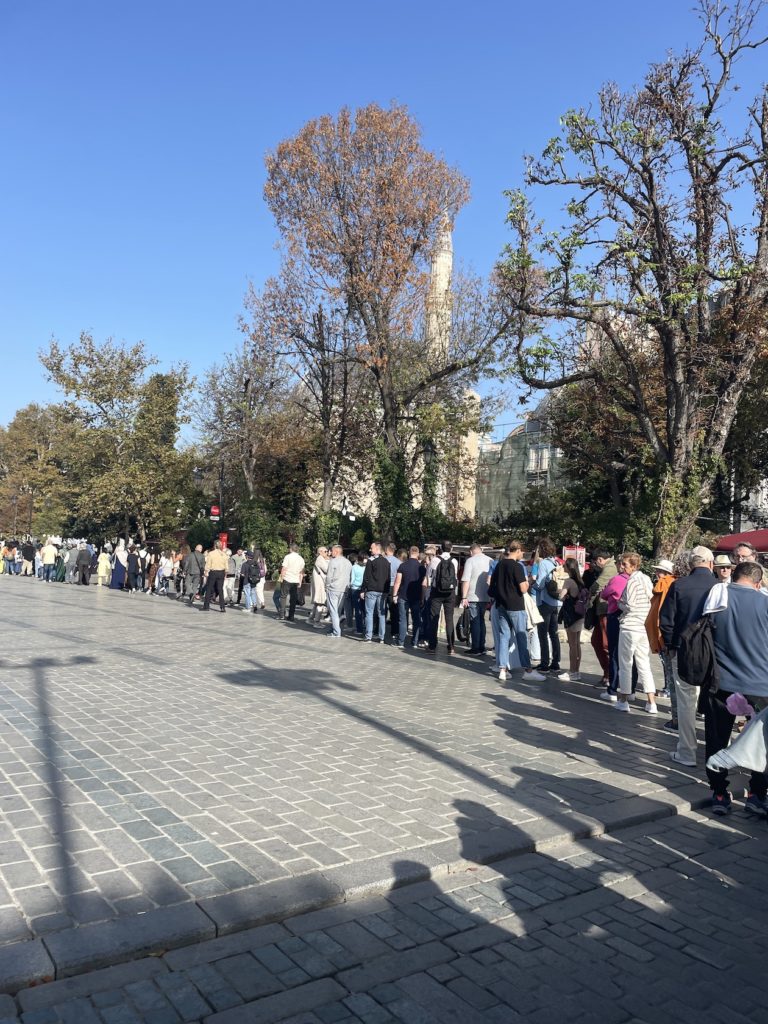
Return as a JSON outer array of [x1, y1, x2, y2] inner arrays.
[[691, 545, 714, 561], [713, 554, 734, 567], [651, 559, 675, 574]]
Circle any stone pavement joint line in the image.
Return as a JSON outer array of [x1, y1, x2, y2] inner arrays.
[[4, 811, 767, 1022], [0, 581, 749, 997]]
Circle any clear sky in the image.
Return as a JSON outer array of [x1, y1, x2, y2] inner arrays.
[[1, 0, 764, 435]]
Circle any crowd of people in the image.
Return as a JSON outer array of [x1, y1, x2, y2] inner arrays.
[[4, 531, 766, 820]]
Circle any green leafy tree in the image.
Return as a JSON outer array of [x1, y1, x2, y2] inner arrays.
[[500, 0, 768, 555]]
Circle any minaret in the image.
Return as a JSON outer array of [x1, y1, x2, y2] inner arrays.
[[425, 215, 453, 360]]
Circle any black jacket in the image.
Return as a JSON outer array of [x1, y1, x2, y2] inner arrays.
[[362, 554, 390, 594], [659, 567, 717, 678]]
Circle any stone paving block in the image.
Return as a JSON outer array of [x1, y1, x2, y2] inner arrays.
[[44, 903, 215, 977], [396, 972, 493, 1024], [0, 939, 54, 994], [163, 922, 290, 970], [337, 941, 456, 992], [199, 874, 344, 935], [203, 978, 347, 1024], [214, 953, 283, 1001], [18, 957, 167, 1011]]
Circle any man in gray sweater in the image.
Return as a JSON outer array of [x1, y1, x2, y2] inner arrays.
[[326, 544, 352, 638]]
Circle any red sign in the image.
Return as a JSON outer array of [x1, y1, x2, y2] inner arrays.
[[218, 532, 228, 548], [210, 505, 220, 516]]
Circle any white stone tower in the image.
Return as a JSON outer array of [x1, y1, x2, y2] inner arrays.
[[425, 214, 453, 360]]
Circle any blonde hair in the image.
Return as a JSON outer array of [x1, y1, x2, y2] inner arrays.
[[620, 551, 642, 569]]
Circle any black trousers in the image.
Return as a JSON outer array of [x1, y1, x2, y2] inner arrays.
[[204, 570, 226, 610], [285, 582, 299, 620], [388, 594, 400, 637], [78, 566, 90, 585], [429, 592, 455, 650], [704, 688, 768, 797]]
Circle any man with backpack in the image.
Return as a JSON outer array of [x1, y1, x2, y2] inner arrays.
[[427, 541, 458, 655], [704, 560, 768, 818], [660, 546, 716, 767]]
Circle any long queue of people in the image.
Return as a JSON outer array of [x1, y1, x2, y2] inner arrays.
[[7, 531, 766, 820]]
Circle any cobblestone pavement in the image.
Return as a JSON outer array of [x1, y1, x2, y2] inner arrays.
[[4, 809, 767, 1022], [0, 576, 753, 1003]]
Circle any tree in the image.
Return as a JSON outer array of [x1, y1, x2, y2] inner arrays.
[[40, 333, 193, 541], [500, 0, 768, 555], [0, 404, 69, 535]]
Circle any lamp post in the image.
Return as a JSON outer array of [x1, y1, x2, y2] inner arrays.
[[11, 495, 18, 537]]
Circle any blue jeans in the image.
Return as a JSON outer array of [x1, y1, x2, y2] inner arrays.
[[468, 602, 487, 652], [495, 607, 531, 670], [398, 597, 422, 645], [364, 591, 387, 640], [243, 582, 253, 609], [327, 590, 346, 637], [347, 588, 364, 633], [43, 564, 55, 582]]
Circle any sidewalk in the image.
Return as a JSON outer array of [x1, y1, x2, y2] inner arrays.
[[0, 580, 752, 1008], [5, 808, 767, 1022]]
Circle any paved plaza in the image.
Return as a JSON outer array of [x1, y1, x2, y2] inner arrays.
[[0, 578, 765, 1020]]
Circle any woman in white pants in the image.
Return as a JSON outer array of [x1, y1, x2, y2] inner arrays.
[[616, 553, 658, 714]]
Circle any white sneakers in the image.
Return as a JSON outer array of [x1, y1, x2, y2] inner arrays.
[[644, 703, 659, 714], [669, 750, 696, 767], [498, 668, 507, 682], [522, 670, 546, 682], [599, 691, 618, 702], [614, 700, 630, 712]]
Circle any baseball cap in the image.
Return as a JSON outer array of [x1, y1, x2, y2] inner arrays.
[[691, 545, 714, 561]]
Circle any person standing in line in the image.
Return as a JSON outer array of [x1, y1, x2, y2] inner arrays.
[[598, 561, 632, 702], [531, 538, 562, 675], [325, 544, 352, 638], [361, 541, 390, 643], [203, 539, 229, 612], [557, 557, 587, 682], [705, 561, 768, 818], [96, 548, 111, 587], [645, 558, 677, 699], [392, 546, 426, 648], [41, 538, 58, 583], [126, 545, 141, 593], [75, 543, 92, 585], [21, 540, 35, 577], [309, 546, 330, 626], [660, 546, 717, 766], [183, 544, 205, 605], [280, 543, 306, 622], [426, 541, 458, 656], [587, 549, 617, 687], [384, 543, 402, 643], [241, 550, 256, 610], [251, 548, 267, 611], [347, 551, 367, 635], [489, 541, 545, 683], [460, 543, 492, 656], [614, 553, 657, 714]]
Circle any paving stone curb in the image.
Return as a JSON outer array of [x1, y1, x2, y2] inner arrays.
[[0, 781, 710, 996]]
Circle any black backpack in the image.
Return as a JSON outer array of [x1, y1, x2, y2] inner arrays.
[[433, 557, 457, 594], [679, 615, 719, 692]]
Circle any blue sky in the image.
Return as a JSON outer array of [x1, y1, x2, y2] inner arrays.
[[1, 0, 764, 436]]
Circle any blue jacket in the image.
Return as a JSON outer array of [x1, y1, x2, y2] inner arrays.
[[711, 584, 768, 698], [534, 557, 561, 608]]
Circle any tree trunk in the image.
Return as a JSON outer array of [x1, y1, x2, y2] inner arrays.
[[320, 477, 334, 513]]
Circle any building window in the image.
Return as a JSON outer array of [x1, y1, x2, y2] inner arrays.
[[527, 445, 550, 473]]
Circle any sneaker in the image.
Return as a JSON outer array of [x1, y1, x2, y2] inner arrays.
[[744, 793, 768, 820], [556, 671, 571, 682], [498, 668, 507, 682], [548, 667, 561, 675], [363, 638, 372, 644], [659, 688, 671, 699], [669, 751, 695, 767], [522, 670, 547, 682], [571, 672, 581, 681], [710, 792, 732, 816], [644, 703, 659, 715], [664, 720, 679, 732], [599, 691, 618, 702], [614, 700, 630, 712]]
